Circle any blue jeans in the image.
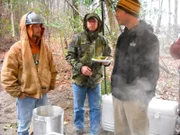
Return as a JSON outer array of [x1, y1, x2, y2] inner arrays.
[[16, 94, 47, 135], [72, 83, 101, 135]]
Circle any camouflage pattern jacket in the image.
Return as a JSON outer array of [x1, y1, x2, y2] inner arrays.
[[66, 31, 111, 88]]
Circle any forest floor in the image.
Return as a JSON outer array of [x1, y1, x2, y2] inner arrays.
[[0, 38, 180, 135]]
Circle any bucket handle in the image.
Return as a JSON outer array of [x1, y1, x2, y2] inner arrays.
[[34, 118, 46, 123]]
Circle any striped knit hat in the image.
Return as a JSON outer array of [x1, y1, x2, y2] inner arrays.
[[116, 0, 141, 17]]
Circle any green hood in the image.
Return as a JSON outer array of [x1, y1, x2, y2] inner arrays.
[[83, 13, 102, 32]]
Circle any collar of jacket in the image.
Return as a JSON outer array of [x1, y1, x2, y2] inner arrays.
[[85, 31, 99, 42], [124, 20, 154, 37]]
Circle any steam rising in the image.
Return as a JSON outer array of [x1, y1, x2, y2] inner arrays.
[[112, 75, 155, 106]]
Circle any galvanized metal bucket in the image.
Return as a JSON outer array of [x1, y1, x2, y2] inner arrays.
[[33, 105, 64, 135]]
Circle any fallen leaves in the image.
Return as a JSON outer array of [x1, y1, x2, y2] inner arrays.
[[3, 123, 17, 131]]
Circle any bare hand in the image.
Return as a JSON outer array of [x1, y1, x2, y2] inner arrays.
[[81, 66, 93, 76], [19, 93, 28, 99]]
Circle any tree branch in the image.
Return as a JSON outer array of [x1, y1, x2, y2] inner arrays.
[[64, 0, 83, 18]]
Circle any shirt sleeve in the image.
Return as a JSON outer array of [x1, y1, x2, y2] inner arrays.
[[66, 35, 84, 73], [1, 49, 22, 97]]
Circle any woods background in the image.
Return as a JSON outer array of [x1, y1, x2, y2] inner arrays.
[[0, 0, 180, 99]]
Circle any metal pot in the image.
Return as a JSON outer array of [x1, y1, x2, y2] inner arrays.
[[33, 105, 64, 135]]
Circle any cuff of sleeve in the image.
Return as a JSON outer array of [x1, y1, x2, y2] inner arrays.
[[49, 84, 55, 90], [76, 62, 84, 72], [103, 62, 111, 67]]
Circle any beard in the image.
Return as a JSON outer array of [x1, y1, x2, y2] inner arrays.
[[33, 32, 41, 38]]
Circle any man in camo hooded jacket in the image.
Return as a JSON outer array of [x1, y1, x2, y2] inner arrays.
[[66, 13, 111, 135]]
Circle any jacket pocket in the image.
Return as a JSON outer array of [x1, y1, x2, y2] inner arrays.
[[40, 69, 51, 90], [18, 65, 23, 85], [73, 73, 87, 86], [21, 72, 38, 94]]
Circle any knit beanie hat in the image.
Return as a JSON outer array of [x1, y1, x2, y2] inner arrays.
[[116, 0, 141, 17]]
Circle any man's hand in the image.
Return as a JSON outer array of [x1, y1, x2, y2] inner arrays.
[[19, 93, 29, 99], [81, 66, 93, 76]]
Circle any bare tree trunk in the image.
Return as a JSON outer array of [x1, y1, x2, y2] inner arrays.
[[79, 0, 86, 15], [57, 0, 59, 14], [48, 0, 50, 11], [72, 0, 81, 33], [150, 0, 152, 11], [168, 0, 171, 31], [72, 0, 79, 18], [65, 0, 82, 33], [105, 0, 118, 35], [47, 0, 51, 46], [10, 0, 15, 37], [64, 0, 66, 12], [50, 0, 54, 13], [65, 0, 82, 17], [31, 1, 34, 8], [0, 0, 2, 37], [27, 0, 29, 8], [105, 0, 119, 48], [166, 0, 172, 43], [155, 0, 163, 33], [174, 0, 178, 37]]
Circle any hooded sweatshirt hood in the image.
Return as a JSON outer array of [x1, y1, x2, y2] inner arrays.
[[20, 12, 44, 41], [18, 12, 52, 98], [19, 12, 46, 65], [83, 13, 102, 41], [20, 12, 45, 54]]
